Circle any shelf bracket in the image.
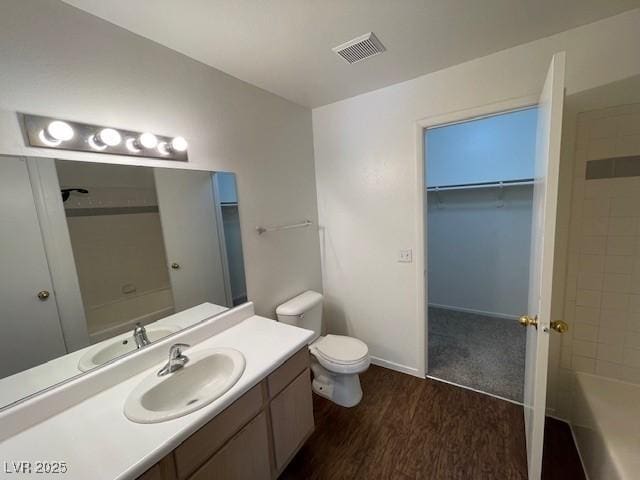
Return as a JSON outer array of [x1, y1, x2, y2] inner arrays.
[[435, 187, 443, 208], [496, 181, 505, 208]]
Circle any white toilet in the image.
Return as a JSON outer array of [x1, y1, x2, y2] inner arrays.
[[276, 290, 370, 407]]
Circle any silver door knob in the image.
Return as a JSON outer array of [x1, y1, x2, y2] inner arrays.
[[171, 262, 180, 270], [37, 290, 50, 301]]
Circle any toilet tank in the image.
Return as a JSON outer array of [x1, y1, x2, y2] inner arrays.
[[276, 290, 323, 342]]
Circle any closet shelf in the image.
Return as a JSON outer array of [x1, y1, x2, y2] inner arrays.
[[426, 178, 534, 192], [64, 206, 159, 217]]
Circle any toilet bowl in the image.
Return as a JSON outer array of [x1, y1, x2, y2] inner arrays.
[[276, 291, 370, 407], [309, 334, 370, 407]]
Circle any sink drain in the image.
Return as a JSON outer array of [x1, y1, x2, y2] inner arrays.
[[186, 399, 198, 406]]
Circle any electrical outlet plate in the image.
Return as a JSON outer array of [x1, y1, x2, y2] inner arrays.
[[398, 249, 413, 263]]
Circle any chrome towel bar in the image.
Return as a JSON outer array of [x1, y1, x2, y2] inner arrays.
[[256, 219, 312, 235]]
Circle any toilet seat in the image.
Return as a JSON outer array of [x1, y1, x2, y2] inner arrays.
[[313, 334, 368, 364], [310, 335, 370, 374]]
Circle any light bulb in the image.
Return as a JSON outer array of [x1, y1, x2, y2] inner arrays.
[[39, 130, 61, 147], [88, 136, 107, 150], [171, 136, 188, 152], [137, 132, 157, 149], [157, 142, 170, 155], [45, 120, 74, 142], [126, 138, 141, 153], [95, 128, 121, 147]]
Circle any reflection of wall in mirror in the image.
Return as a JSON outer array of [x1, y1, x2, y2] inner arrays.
[[56, 161, 174, 342]]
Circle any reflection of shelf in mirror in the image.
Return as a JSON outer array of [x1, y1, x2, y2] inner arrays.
[[221, 202, 238, 207], [65, 206, 159, 217]]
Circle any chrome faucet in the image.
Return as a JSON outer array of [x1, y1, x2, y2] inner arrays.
[[133, 322, 151, 349], [158, 343, 190, 376]]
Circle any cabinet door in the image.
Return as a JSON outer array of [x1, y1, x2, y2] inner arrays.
[[138, 455, 176, 480], [267, 348, 309, 398], [270, 369, 314, 472], [190, 412, 271, 480], [174, 382, 264, 479]]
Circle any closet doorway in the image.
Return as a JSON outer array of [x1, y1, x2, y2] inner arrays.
[[425, 106, 538, 402]]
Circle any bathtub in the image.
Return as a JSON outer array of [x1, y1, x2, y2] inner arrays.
[[572, 372, 640, 480], [87, 287, 175, 343]]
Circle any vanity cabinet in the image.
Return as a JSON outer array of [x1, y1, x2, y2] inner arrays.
[[138, 456, 177, 480], [270, 369, 315, 471], [137, 347, 313, 480], [189, 412, 272, 480]]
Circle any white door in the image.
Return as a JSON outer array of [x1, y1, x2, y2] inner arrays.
[[0, 156, 67, 378], [522, 52, 566, 479], [154, 169, 229, 311]]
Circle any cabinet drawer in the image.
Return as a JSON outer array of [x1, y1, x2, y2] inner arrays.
[[189, 412, 271, 480], [174, 382, 265, 480], [270, 368, 314, 472], [267, 347, 309, 398]]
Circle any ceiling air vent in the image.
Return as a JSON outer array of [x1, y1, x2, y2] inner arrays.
[[332, 32, 386, 64]]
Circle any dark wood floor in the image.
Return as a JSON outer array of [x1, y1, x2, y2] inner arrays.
[[281, 366, 585, 480]]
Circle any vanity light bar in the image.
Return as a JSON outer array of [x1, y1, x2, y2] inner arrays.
[[21, 114, 188, 162]]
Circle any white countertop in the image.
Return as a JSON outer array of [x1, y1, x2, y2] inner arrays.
[[0, 315, 313, 480]]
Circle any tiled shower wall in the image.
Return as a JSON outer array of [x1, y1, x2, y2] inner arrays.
[[559, 103, 640, 410]]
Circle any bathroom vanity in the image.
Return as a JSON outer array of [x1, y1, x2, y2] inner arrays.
[[0, 304, 315, 480], [139, 347, 313, 480]]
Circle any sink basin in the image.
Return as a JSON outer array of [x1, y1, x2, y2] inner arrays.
[[124, 347, 246, 423], [78, 326, 180, 372]]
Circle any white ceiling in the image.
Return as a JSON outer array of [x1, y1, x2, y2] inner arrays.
[[62, 0, 640, 108], [566, 74, 640, 113]]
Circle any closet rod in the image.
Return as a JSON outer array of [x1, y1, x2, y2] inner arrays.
[[426, 178, 534, 192]]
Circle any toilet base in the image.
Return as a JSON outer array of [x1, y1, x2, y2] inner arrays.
[[310, 361, 363, 408]]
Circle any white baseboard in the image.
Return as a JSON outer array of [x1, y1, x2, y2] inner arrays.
[[428, 303, 519, 321], [370, 356, 421, 378]]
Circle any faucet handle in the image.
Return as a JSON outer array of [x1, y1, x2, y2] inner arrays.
[[169, 343, 190, 358], [158, 343, 191, 377], [133, 322, 151, 349]]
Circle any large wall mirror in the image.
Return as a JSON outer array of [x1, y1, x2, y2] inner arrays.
[[0, 155, 247, 410]]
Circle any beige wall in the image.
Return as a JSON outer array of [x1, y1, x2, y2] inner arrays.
[[312, 8, 640, 403], [556, 101, 640, 418], [0, 0, 322, 318]]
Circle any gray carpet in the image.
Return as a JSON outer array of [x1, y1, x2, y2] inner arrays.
[[427, 307, 525, 402]]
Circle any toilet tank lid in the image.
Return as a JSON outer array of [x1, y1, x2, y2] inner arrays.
[[276, 290, 323, 316]]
